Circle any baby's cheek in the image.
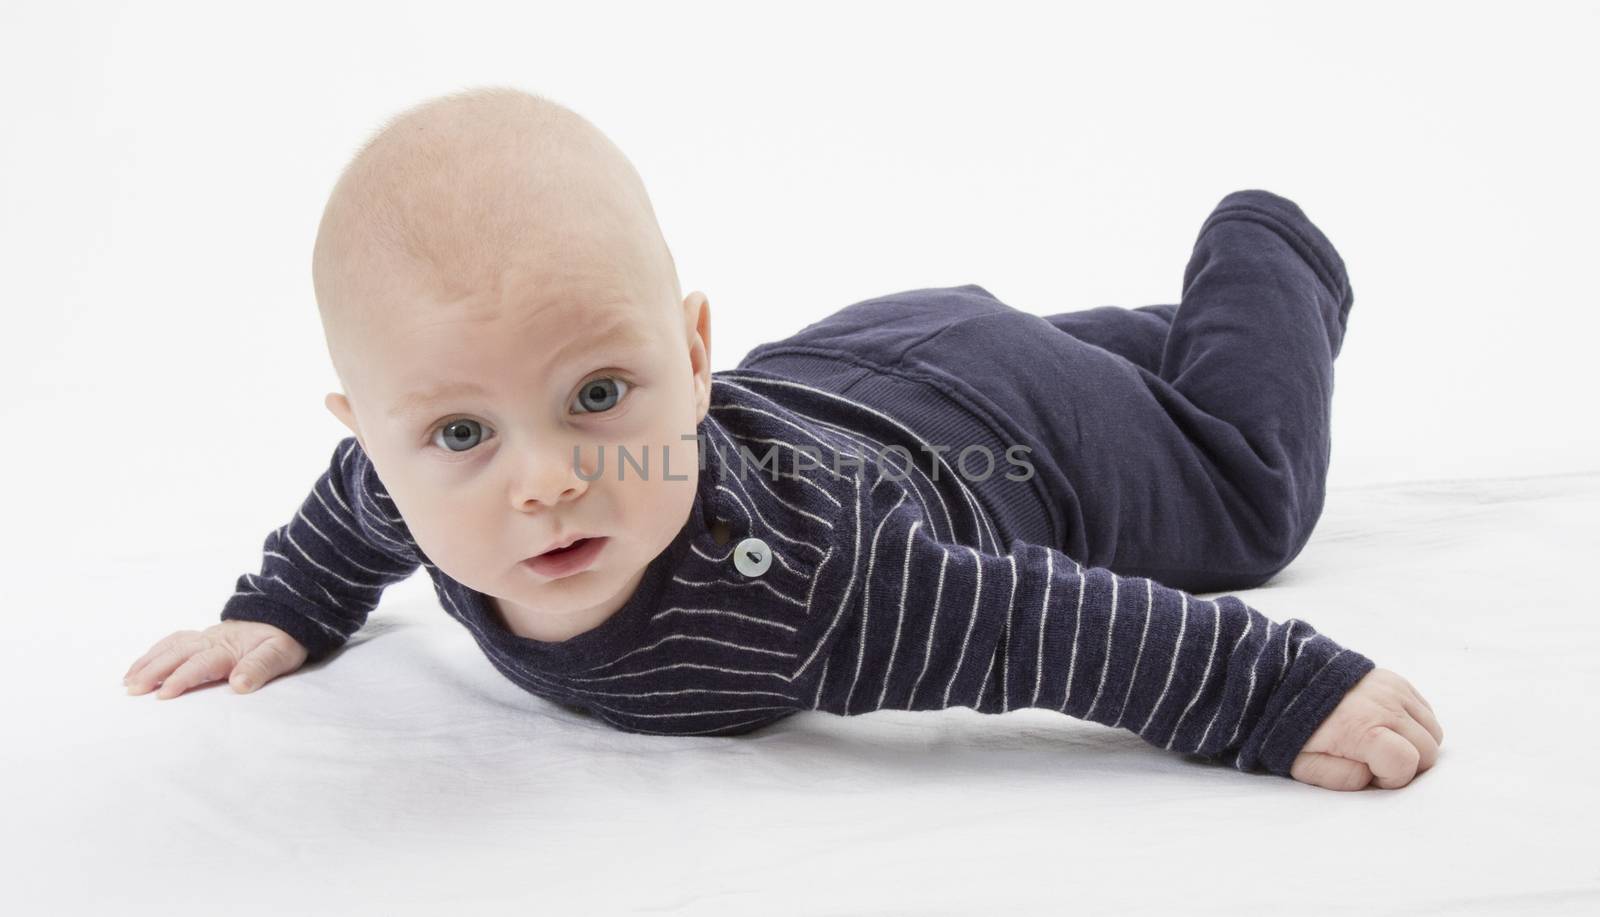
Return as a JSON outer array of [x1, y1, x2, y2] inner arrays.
[[404, 498, 501, 576], [636, 473, 697, 544]]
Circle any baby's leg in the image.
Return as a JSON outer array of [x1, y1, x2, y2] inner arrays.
[[1134, 189, 1351, 585], [1167, 189, 1352, 565], [1041, 303, 1178, 375], [995, 190, 1350, 592]]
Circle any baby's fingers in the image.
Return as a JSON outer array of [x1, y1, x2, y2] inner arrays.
[[1291, 751, 1372, 791], [228, 640, 301, 694], [123, 643, 160, 684], [124, 630, 200, 683], [153, 644, 236, 700], [1355, 724, 1422, 790], [1391, 708, 1442, 775], [125, 632, 207, 694], [1403, 692, 1444, 747]]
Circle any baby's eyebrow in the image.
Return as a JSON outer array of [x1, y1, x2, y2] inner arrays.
[[389, 381, 491, 419], [387, 317, 651, 419]]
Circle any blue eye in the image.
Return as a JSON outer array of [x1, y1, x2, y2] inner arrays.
[[573, 376, 629, 414], [433, 419, 490, 453]]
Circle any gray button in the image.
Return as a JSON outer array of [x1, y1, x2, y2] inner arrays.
[[733, 537, 773, 577]]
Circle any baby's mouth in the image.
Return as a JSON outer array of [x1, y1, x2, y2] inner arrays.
[[522, 536, 608, 579], [539, 537, 591, 556], [535, 532, 598, 556]]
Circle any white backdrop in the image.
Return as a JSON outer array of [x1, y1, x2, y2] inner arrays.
[[3, 1, 1597, 914]]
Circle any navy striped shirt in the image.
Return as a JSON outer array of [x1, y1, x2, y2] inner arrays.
[[221, 368, 1374, 778]]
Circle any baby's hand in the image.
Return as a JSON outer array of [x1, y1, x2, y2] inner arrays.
[[1289, 667, 1444, 790], [123, 620, 309, 699]]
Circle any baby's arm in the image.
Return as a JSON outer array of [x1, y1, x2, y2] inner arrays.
[[800, 486, 1442, 789], [123, 438, 422, 698]]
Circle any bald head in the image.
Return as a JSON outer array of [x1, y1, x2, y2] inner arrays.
[[313, 86, 681, 378]]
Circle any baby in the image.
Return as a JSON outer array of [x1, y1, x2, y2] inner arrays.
[[123, 86, 1443, 791]]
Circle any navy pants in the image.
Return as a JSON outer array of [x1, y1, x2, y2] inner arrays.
[[1039, 189, 1352, 591], [744, 189, 1353, 595]]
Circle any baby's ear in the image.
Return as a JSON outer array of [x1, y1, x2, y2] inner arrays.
[[324, 392, 363, 446], [683, 290, 712, 418]]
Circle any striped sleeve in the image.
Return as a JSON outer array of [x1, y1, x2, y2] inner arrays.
[[803, 487, 1377, 778], [219, 438, 423, 662]]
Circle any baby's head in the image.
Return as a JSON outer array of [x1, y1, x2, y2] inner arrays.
[[314, 87, 712, 639]]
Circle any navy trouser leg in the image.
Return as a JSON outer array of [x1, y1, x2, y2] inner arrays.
[[1037, 189, 1353, 590], [1044, 303, 1179, 375]]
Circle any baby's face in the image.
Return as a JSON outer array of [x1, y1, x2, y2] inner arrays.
[[327, 256, 712, 641]]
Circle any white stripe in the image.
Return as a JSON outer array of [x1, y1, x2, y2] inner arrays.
[[1140, 592, 1189, 738], [1255, 649, 1348, 759], [812, 656, 830, 709], [875, 518, 922, 710], [571, 660, 793, 683], [941, 546, 984, 708], [713, 483, 824, 563], [801, 546, 832, 619], [1059, 560, 1088, 713], [715, 432, 840, 527], [311, 481, 416, 571], [845, 489, 907, 713], [720, 427, 851, 483], [1171, 598, 1226, 752], [707, 423, 827, 556], [670, 574, 807, 607], [235, 574, 348, 638], [1111, 578, 1156, 729], [907, 547, 949, 709], [800, 414, 956, 545], [1194, 605, 1255, 753], [1030, 549, 1055, 707], [1082, 570, 1123, 721], [295, 508, 410, 581], [580, 686, 799, 702], [710, 404, 853, 479], [1223, 606, 1274, 756], [791, 467, 866, 682], [649, 605, 800, 635], [282, 527, 383, 592], [579, 633, 800, 673], [1001, 554, 1018, 712]]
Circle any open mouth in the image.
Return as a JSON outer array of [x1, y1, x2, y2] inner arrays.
[[541, 537, 592, 557], [522, 536, 607, 578]]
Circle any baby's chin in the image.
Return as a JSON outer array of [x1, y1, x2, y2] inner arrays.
[[483, 540, 657, 641]]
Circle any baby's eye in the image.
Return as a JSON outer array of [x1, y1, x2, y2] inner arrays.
[[433, 419, 491, 453], [572, 376, 630, 414]]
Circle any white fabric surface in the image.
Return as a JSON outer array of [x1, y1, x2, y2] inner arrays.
[[7, 472, 1598, 915]]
